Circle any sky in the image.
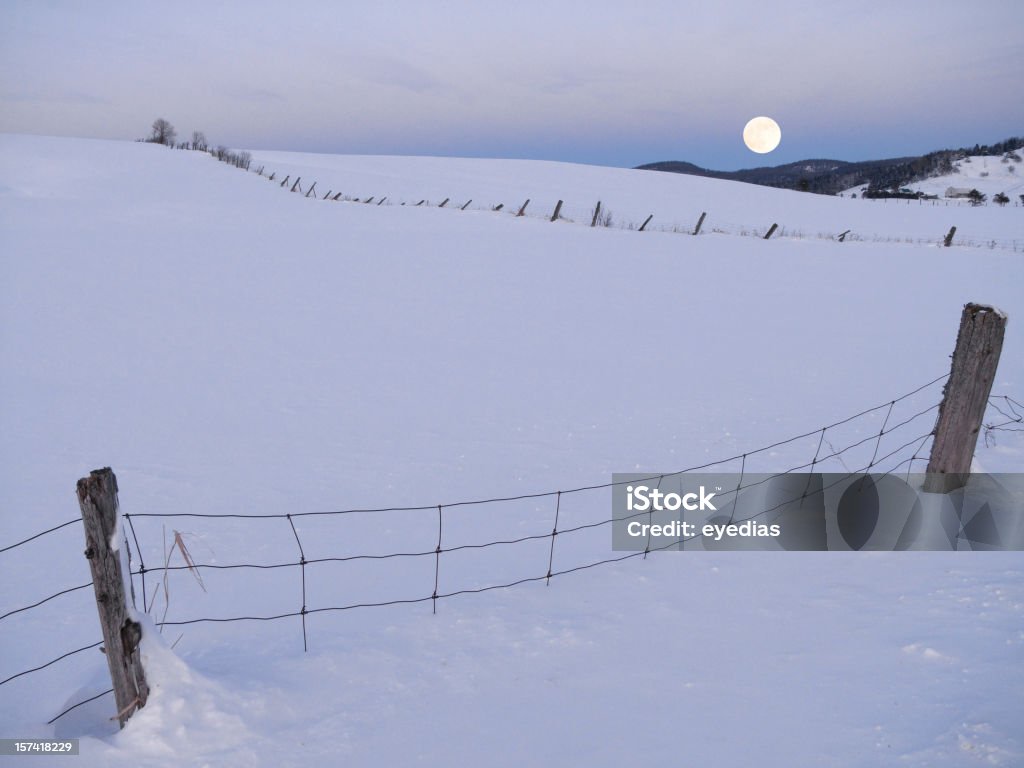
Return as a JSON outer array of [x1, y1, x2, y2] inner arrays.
[[1, 0, 1021, 170]]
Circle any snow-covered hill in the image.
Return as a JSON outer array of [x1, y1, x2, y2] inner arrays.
[[844, 150, 1024, 206], [251, 147, 1021, 250], [914, 152, 1024, 201], [1, 135, 1022, 767]]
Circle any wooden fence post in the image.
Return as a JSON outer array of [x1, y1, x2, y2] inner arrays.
[[493, 203, 504, 212], [693, 212, 706, 235], [77, 468, 148, 728], [943, 226, 956, 247], [837, 229, 850, 242], [438, 198, 450, 208], [591, 201, 602, 227], [516, 199, 530, 217], [305, 182, 317, 198], [460, 199, 472, 210], [764, 223, 778, 240], [550, 200, 563, 222], [924, 304, 1007, 493], [638, 214, 653, 232], [290, 177, 302, 193]]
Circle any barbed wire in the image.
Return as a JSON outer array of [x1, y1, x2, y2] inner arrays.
[[0, 518, 79, 555], [0, 641, 103, 688], [123, 373, 950, 522], [4, 376, 1020, 729], [983, 395, 1024, 446], [122, 376, 948, 644], [137, 425, 942, 629], [0, 581, 94, 623], [0, 372, 952, 695], [46, 688, 113, 726]]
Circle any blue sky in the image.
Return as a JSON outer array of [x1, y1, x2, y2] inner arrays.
[[1, 0, 1021, 170]]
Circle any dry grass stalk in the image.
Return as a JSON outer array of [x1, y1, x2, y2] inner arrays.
[[148, 526, 207, 632]]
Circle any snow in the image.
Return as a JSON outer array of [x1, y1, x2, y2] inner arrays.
[[0, 134, 1022, 766], [910, 153, 1024, 201], [251, 147, 1022, 250], [842, 150, 1024, 209]]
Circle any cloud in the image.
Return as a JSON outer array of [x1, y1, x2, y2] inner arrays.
[[0, 88, 109, 105]]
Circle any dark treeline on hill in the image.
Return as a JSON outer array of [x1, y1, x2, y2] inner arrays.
[[138, 117, 252, 170], [637, 136, 1024, 195]]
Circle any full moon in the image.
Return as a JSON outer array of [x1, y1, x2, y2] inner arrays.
[[743, 116, 782, 154]]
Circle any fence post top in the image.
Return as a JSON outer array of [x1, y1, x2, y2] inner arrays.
[[964, 303, 1007, 321], [76, 467, 117, 498]]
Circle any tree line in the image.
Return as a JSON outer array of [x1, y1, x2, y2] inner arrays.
[[141, 117, 251, 170]]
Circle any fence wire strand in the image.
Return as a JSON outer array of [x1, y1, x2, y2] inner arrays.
[[0, 518, 79, 555], [5, 374, 1019, 728]]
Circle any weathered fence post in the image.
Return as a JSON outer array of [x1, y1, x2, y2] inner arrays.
[[305, 182, 317, 198], [943, 226, 956, 247], [638, 214, 653, 232], [838, 229, 850, 242], [493, 203, 504, 212], [77, 468, 148, 728], [764, 223, 779, 240], [693, 211, 706, 235], [438, 198, 450, 208], [591, 201, 602, 227], [516, 199, 530, 217], [924, 304, 1007, 493], [290, 177, 302, 193], [550, 200, 563, 222], [460, 199, 472, 210]]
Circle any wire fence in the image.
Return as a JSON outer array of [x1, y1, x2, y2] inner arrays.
[[3, 375, 1022, 726], [983, 395, 1024, 445], [240, 160, 1024, 253]]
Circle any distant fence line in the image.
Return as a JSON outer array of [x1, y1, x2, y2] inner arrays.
[[237, 159, 1023, 252], [150, 141, 1024, 250]]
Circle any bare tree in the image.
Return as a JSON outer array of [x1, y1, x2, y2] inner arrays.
[[190, 130, 207, 151], [149, 118, 177, 146]]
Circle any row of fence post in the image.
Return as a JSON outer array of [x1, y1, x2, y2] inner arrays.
[[252, 165, 977, 245]]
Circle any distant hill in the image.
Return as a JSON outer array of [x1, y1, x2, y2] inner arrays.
[[637, 136, 1024, 195]]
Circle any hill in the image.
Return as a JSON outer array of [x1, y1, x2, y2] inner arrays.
[[1, 134, 1022, 766], [638, 136, 1024, 195]]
